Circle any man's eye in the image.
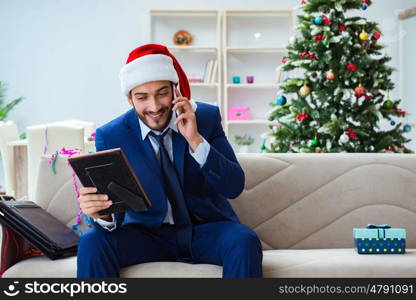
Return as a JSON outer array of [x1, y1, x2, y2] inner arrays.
[[158, 93, 168, 96], [136, 98, 145, 101]]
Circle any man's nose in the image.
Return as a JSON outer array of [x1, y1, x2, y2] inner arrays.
[[148, 98, 162, 112]]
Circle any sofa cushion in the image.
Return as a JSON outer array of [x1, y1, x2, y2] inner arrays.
[[4, 249, 416, 278], [1, 255, 222, 278], [233, 154, 416, 250]]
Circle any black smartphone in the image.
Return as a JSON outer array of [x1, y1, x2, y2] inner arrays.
[[172, 82, 184, 116]]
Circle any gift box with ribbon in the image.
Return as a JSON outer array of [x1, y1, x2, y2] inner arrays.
[[353, 224, 406, 254], [228, 107, 250, 121]]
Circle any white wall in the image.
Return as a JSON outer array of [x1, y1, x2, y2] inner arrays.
[[401, 16, 416, 151], [0, 0, 414, 132]]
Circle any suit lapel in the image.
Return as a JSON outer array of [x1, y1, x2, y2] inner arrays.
[[123, 108, 187, 197], [123, 109, 166, 215]]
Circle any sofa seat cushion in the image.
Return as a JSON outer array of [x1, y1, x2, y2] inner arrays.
[[120, 262, 222, 278], [1, 255, 222, 278], [3, 249, 416, 278], [263, 249, 416, 277]]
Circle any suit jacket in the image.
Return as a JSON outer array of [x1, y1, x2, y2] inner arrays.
[[94, 102, 245, 229]]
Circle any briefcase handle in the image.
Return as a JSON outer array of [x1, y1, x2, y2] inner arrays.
[[0, 195, 16, 201]]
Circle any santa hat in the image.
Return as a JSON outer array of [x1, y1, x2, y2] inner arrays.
[[119, 44, 191, 99]]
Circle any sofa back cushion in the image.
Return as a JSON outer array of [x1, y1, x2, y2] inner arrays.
[[233, 153, 416, 250], [35, 153, 416, 250], [34, 155, 88, 234]]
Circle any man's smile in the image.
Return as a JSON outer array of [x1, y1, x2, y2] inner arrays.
[[146, 109, 167, 122]]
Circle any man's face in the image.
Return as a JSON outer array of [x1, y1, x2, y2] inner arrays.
[[128, 80, 174, 131]]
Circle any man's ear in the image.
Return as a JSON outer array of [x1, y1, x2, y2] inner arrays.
[[127, 92, 133, 106]]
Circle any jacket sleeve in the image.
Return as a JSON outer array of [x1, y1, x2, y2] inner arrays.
[[199, 107, 245, 199], [92, 128, 125, 230]]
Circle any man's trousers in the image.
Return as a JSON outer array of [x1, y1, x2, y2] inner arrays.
[[77, 220, 263, 278]]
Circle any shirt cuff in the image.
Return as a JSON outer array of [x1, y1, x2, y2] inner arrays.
[[189, 137, 210, 167], [94, 214, 117, 231]]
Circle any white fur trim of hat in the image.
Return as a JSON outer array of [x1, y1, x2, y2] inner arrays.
[[119, 54, 179, 97]]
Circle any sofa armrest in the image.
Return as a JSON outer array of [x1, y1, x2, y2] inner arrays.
[[0, 225, 24, 277], [0, 224, 42, 277]]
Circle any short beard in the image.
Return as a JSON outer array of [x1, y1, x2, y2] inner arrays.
[[137, 106, 173, 131]]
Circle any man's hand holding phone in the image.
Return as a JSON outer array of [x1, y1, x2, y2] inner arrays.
[[78, 187, 113, 221], [172, 85, 203, 152]]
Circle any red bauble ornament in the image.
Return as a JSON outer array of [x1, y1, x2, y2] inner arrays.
[[386, 146, 394, 152], [355, 84, 366, 97], [313, 35, 326, 42], [326, 70, 335, 80], [362, 0, 369, 4], [346, 129, 358, 140], [346, 63, 357, 72], [281, 56, 288, 64], [299, 52, 317, 60], [364, 94, 372, 100], [394, 107, 406, 117], [339, 25, 347, 32], [296, 112, 309, 122], [373, 31, 381, 40], [323, 16, 332, 25]]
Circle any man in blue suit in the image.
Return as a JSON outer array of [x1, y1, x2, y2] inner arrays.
[[77, 44, 263, 278]]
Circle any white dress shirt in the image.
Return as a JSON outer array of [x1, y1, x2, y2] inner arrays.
[[94, 110, 210, 231]]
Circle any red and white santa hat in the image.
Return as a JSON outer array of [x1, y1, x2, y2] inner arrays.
[[119, 43, 191, 99]]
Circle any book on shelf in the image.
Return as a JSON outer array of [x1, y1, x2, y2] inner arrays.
[[210, 59, 218, 83], [203, 59, 217, 83]]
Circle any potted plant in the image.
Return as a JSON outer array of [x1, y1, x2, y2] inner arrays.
[[0, 81, 24, 140], [0, 81, 23, 121], [234, 134, 254, 153], [0, 81, 23, 193]]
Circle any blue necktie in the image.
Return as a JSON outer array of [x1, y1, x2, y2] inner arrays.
[[149, 130, 192, 259]]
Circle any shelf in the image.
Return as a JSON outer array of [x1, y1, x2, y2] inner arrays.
[[225, 10, 292, 16], [190, 83, 219, 87], [168, 46, 219, 52], [226, 46, 286, 52], [227, 120, 278, 125], [150, 10, 219, 15], [226, 83, 280, 89]]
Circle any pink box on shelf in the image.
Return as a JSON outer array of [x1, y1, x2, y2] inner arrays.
[[228, 107, 250, 120]]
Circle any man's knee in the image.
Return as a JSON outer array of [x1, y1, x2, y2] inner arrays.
[[223, 224, 262, 254]]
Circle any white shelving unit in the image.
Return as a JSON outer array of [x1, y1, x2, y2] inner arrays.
[[223, 10, 294, 153], [149, 9, 294, 153], [149, 10, 222, 112]]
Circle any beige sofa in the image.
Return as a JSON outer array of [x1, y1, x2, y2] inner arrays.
[[2, 153, 416, 277]]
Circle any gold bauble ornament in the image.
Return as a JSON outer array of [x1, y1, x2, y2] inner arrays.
[[299, 84, 311, 97], [359, 30, 369, 41]]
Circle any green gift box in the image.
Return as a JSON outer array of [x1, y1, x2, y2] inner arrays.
[[353, 224, 406, 254]]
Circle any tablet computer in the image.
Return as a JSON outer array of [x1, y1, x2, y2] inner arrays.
[[68, 148, 151, 216]]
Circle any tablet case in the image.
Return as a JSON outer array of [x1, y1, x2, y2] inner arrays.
[[68, 148, 151, 216], [0, 199, 79, 260]]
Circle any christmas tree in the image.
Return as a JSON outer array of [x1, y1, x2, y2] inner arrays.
[[265, 0, 413, 153]]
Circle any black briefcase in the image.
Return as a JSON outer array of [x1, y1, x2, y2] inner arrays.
[[0, 199, 79, 260]]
